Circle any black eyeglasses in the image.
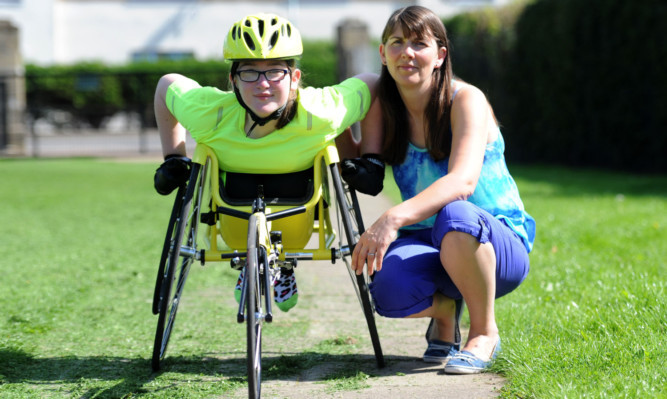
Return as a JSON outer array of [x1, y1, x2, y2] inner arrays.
[[235, 69, 289, 83]]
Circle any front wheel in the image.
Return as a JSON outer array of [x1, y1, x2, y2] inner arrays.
[[330, 164, 385, 368], [245, 223, 263, 398], [152, 188, 184, 315], [152, 162, 207, 372]]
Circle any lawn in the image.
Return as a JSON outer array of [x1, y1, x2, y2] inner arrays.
[[495, 165, 666, 398], [0, 158, 665, 398]]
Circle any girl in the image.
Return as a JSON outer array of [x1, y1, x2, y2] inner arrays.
[[153, 13, 378, 312]]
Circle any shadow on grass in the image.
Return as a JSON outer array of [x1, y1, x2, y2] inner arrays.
[[0, 347, 427, 397], [164, 350, 434, 380], [510, 164, 667, 198], [0, 348, 157, 397]]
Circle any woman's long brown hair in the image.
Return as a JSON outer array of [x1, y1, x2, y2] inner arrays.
[[379, 6, 453, 165]]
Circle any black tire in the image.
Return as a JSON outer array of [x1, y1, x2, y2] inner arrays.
[[152, 188, 185, 315], [245, 220, 262, 399], [152, 162, 206, 372], [330, 164, 385, 368]]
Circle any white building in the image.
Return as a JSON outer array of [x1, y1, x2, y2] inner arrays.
[[0, 0, 508, 66]]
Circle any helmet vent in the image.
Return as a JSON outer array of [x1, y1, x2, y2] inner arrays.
[[243, 32, 255, 50], [269, 31, 279, 49], [244, 19, 251, 27], [271, 17, 278, 25], [258, 20, 264, 37], [231, 26, 236, 40], [287, 23, 292, 37]]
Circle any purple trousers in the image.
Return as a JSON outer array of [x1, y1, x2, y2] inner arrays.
[[369, 200, 530, 318]]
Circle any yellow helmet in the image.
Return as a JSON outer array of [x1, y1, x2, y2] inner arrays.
[[223, 13, 303, 61]]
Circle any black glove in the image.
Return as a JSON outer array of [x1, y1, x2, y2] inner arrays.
[[154, 154, 192, 195], [341, 154, 385, 196]]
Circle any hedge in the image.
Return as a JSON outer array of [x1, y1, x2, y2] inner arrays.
[[25, 41, 337, 129], [508, 0, 667, 172], [445, 0, 667, 173], [444, 1, 525, 124]]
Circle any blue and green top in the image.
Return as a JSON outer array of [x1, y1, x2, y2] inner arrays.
[[392, 128, 536, 253]]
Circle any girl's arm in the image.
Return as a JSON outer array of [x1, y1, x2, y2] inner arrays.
[[155, 74, 188, 158], [335, 73, 381, 159]]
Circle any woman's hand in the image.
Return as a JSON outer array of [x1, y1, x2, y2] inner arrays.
[[351, 210, 400, 276]]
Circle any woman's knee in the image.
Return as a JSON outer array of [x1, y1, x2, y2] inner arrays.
[[440, 231, 495, 270]]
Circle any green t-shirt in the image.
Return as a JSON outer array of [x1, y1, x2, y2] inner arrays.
[[166, 77, 371, 173]]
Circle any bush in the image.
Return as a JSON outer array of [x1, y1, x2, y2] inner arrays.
[[301, 40, 338, 88], [508, 0, 667, 172], [444, 0, 667, 173], [444, 1, 526, 122], [26, 59, 229, 129], [26, 63, 126, 128]]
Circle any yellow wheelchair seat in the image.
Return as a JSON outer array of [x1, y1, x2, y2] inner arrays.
[[194, 143, 337, 261]]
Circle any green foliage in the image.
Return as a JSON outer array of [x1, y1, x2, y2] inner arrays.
[[25, 40, 337, 129], [27, 62, 126, 128], [445, 1, 526, 117], [301, 40, 338, 88], [445, 0, 667, 172], [507, 0, 667, 172], [323, 370, 372, 392], [26, 59, 230, 128]]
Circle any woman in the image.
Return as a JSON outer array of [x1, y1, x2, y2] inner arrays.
[[346, 6, 536, 374], [153, 13, 378, 312]]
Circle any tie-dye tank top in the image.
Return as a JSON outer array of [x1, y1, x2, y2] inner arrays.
[[391, 104, 536, 253]]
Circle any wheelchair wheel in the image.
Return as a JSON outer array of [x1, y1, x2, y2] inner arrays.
[[152, 188, 184, 315], [152, 162, 207, 372], [245, 225, 263, 398], [330, 164, 385, 368]]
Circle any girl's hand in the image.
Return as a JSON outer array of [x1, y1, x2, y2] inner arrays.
[[351, 211, 399, 276]]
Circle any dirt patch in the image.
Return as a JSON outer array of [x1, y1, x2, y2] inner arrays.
[[226, 193, 505, 398]]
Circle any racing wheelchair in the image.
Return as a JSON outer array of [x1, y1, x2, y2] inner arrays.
[[150, 143, 384, 398]]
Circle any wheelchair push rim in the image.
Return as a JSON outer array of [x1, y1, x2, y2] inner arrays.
[[152, 162, 207, 371]]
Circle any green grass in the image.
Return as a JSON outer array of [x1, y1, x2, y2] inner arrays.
[[0, 158, 308, 398], [321, 369, 372, 392], [0, 159, 665, 398], [495, 165, 667, 398]]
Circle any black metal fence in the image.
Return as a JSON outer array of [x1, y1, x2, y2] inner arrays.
[[19, 68, 220, 157]]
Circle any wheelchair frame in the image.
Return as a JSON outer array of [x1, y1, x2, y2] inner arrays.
[[151, 143, 384, 398]]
